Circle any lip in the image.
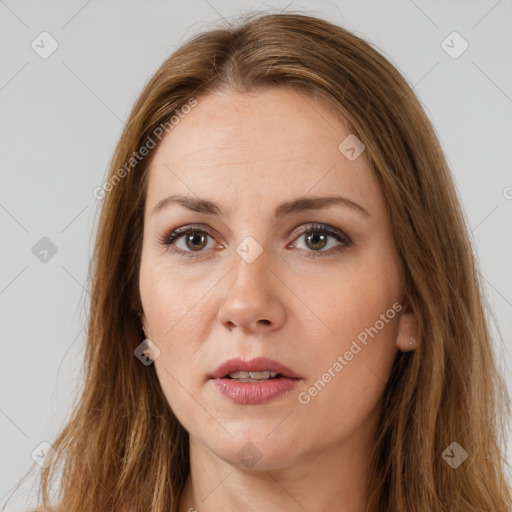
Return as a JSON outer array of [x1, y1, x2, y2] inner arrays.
[[210, 357, 302, 380], [210, 357, 303, 405]]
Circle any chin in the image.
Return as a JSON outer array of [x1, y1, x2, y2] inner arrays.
[[207, 430, 299, 471]]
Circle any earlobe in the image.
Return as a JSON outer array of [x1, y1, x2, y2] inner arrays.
[[396, 310, 418, 352]]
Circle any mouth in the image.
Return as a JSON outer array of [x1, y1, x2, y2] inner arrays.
[[210, 356, 302, 381], [223, 370, 283, 382], [209, 357, 303, 405]]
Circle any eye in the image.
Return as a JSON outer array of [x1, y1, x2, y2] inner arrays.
[[289, 223, 353, 258], [158, 224, 219, 258], [158, 222, 353, 259]]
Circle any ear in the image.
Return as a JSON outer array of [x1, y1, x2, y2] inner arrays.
[[138, 311, 147, 339], [396, 306, 418, 353]]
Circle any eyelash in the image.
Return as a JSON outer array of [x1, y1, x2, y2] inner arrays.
[[157, 223, 353, 260]]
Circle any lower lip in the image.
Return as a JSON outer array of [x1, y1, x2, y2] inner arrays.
[[211, 377, 300, 404]]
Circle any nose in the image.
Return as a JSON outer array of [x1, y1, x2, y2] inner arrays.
[[216, 246, 286, 334]]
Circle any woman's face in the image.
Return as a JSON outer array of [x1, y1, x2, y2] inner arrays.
[[139, 86, 415, 470]]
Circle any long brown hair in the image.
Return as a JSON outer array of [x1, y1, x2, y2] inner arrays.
[[10, 10, 511, 512]]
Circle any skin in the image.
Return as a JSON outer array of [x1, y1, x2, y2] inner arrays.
[[139, 86, 417, 512]]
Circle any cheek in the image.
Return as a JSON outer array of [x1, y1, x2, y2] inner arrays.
[[140, 254, 206, 331], [295, 244, 402, 401], [147, 289, 213, 429], [139, 259, 210, 385], [302, 250, 401, 348], [294, 286, 400, 447]]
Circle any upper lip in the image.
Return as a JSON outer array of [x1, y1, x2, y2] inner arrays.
[[210, 357, 302, 379]]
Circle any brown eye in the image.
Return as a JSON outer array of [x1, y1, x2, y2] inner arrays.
[[159, 223, 352, 260], [291, 223, 353, 259], [183, 231, 209, 251], [304, 231, 328, 251], [158, 225, 218, 259]]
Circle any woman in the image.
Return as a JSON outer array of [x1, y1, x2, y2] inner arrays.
[[20, 10, 511, 512]]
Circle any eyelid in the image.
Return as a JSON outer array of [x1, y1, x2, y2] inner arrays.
[[291, 223, 352, 245], [158, 223, 221, 252]]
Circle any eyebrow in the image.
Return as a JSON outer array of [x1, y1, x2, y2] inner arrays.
[[151, 194, 370, 219]]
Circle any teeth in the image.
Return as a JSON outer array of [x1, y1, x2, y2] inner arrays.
[[227, 370, 279, 380]]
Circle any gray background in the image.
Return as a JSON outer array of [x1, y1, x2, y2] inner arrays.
[[1, 0, 511, 509]]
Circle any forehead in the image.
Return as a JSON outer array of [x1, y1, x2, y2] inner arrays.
[[145, 87, 382, 216], [158, 87, 349, 165]]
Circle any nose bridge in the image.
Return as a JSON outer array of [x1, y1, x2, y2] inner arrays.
[[216, 236, 286, 331], [230, 236, 273, 292]]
